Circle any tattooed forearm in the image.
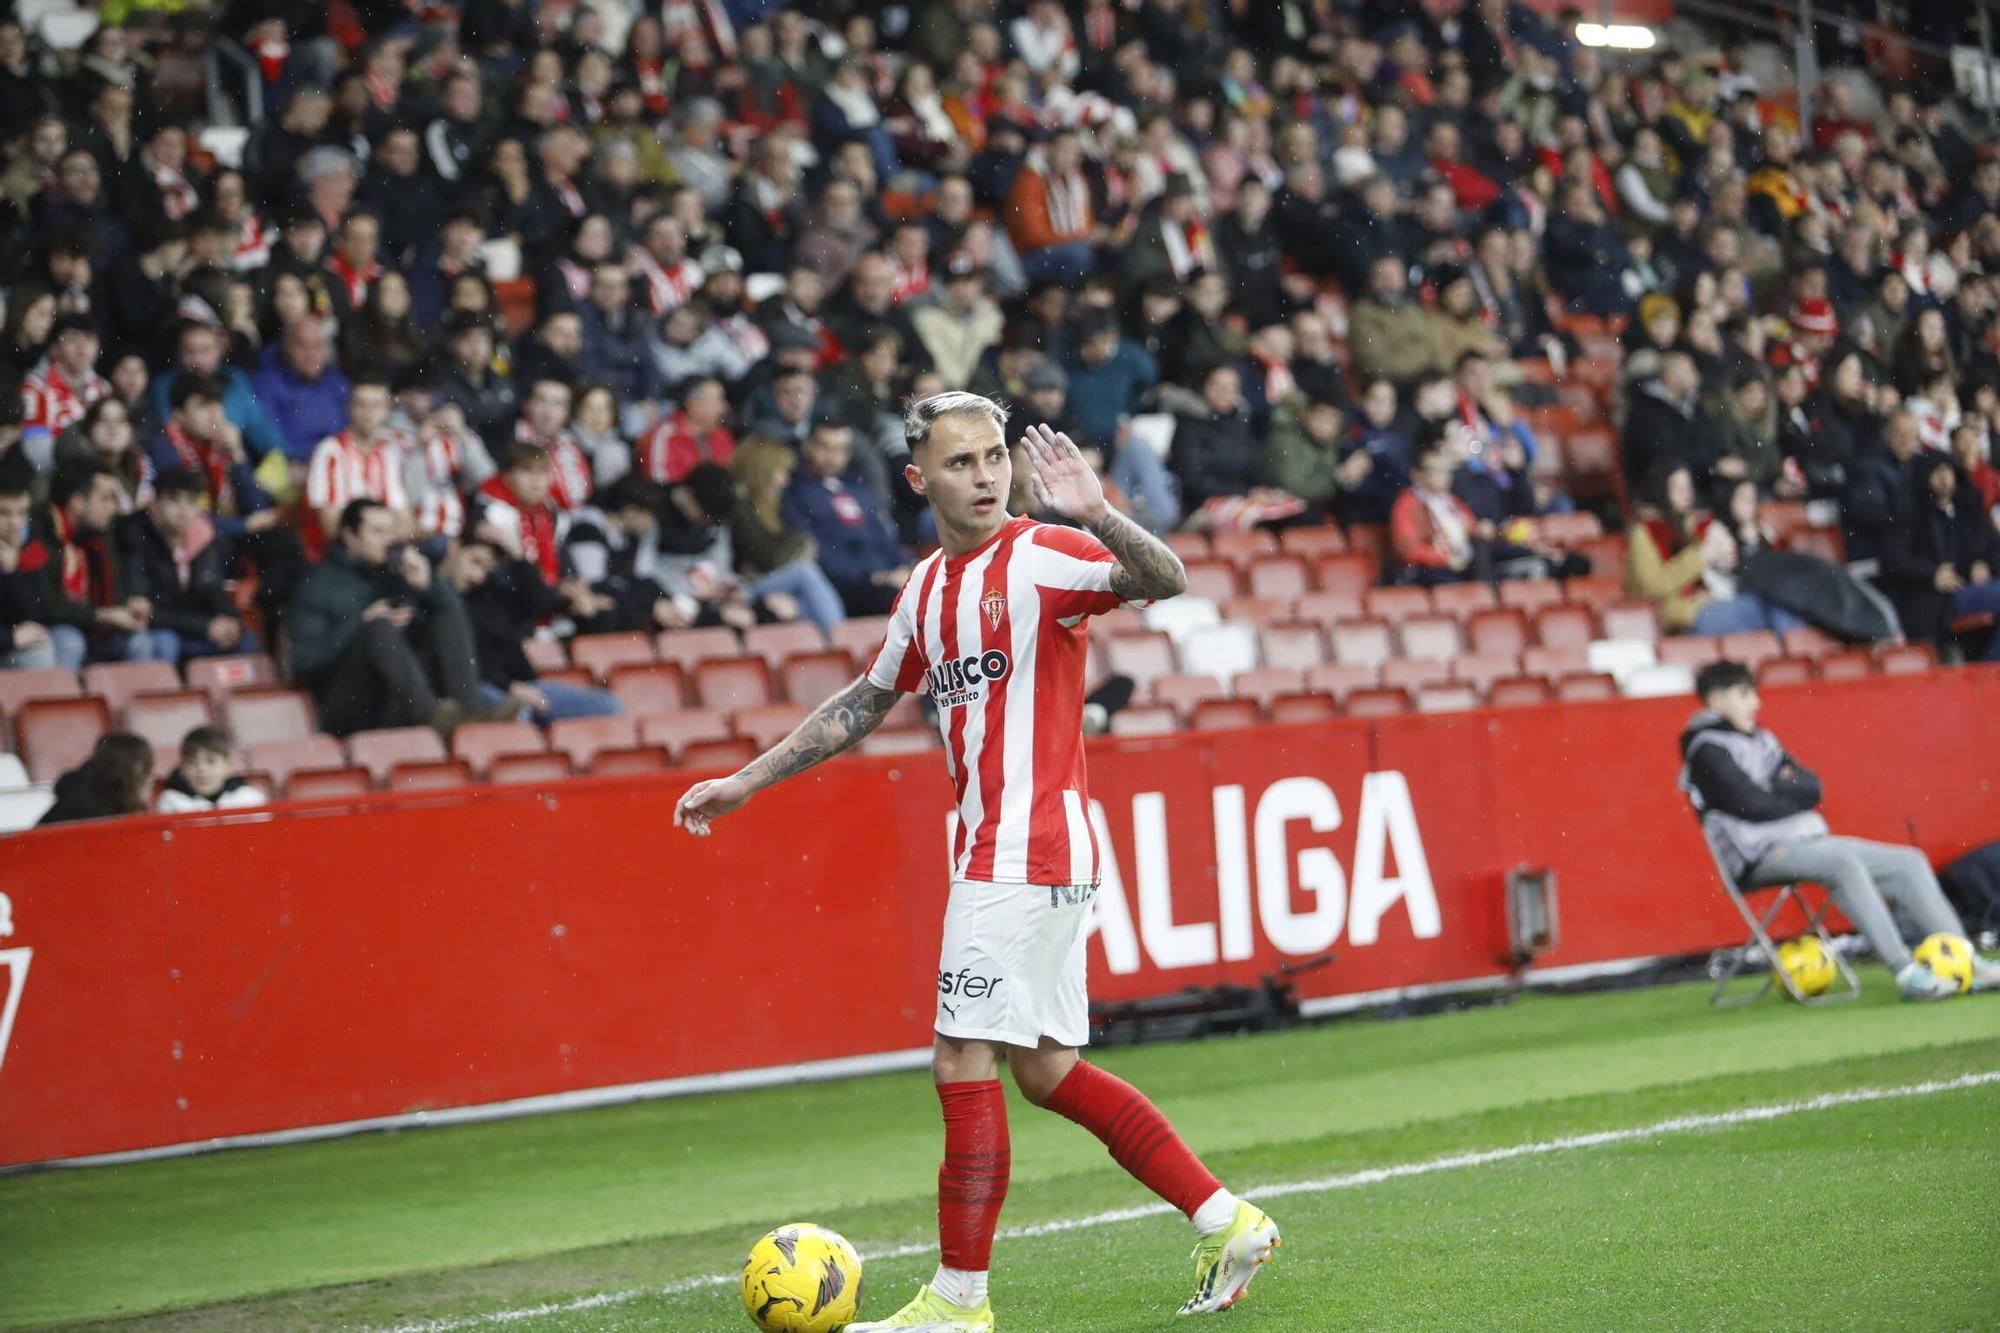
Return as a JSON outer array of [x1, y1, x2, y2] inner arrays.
[[735, 676, 901, 790], [1091, 507, 1188, 600]]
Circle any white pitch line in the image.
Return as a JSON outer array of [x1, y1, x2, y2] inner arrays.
[[381, 1069, 2000, 1333]]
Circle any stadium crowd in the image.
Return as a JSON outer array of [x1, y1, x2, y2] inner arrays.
[[2, 0, 1999, 817]]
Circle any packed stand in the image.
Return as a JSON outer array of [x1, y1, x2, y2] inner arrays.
[[2, 0, 1998, 815]]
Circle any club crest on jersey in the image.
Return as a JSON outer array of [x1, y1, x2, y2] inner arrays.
[[926, 648, 1011, 710], [982, 589, 1006, 630]]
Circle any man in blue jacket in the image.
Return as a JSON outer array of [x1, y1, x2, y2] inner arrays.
[[145, 319, 288, 461], [781, 416, 907, 616], [251, 318, 352, 462]]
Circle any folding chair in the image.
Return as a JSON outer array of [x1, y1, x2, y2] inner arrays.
[[1698, 823, 1862, 1006]]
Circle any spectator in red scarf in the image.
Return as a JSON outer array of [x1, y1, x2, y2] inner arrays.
[[28, 460, 172, 663], [114, 466, 253, 662], [1005, 128, 1098, 285]]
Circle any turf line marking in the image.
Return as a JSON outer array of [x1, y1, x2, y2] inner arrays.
[[380, 1069, 2000, 1332]]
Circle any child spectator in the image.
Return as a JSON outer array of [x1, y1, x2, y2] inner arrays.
[[157, 726, 268, 813]]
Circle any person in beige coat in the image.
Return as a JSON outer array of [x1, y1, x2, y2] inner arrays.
[[912, 256, 1005, 390]]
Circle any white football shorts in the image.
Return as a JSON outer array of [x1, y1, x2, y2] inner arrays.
[[934, 878, 1098, 1049]]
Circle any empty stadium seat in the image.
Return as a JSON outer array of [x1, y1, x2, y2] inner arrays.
[[184, 653, 277, 699], [691, 657, 775, 711], [1267, 691, 1338, 724], [451, 721, 546, 777], [1151, 673, 1226, 715], [1817, 650, 1874, 680], [1429, 582, 1497, 617], [679, 737, 760, 770], [1497, 579, 1564, 613], [83, 661, 179, 716], [654, 626, 742, 672], [1313, 554, 1376, 603], [1577, 535, 1628, 576], [1758, 657, 1814, 687], [548, 715, 638, 768], [1522, 644, 1590, 678], [1536, 512, 1603, 545], [1177, 622, 1259, 679], [1415, 683, 1480, 713], [732, 702, 811, 750], [1780, 626, 1842, 658], [1784, 526, 1844, 563], [387, 759, 474, 791], [588, 745, 674, 775], [1109, 705, 1178, 736], [742, 621, 827, 668], [1451, 653, 1521, 694], [0, 666, 80, 719], [1363, 586, 1430, 620], [1230, 667, 1306, 708], [608, 661, 689, 715], [1344, 687, 1412, 717], [1487, 676, 1551, 707], [1656, 636, 1724, 669], [1166, 531, 1212, 561], [220, 687, 315, 747], [1381, 658, 1452, 692], [247, 735, 345, 787], [1757, 500, 1811, 542], [490, 751, 574, 785], [639, 708, 732, 755], [1876, 643, 1935, 675], [1329, 619, 1394, 667], [1466, 608, 1530, 658], [1561, 575, 1626, 609], [1562, 429, 1619, 485], [1397, 613, 1462, 661], [828, 616, 892, 665], [1585, 640, 1657, 683], [1142, 595, 1221, 642], [1257, 622, 1326, 671], [1103, 631, 1177, 692], [1246, 555, 1312, 601], [1294, 589, 1364, 626], [1532, 604, 1596, 650], [1555, 672, 1619, 703], [123, 691, 216, 775], [1304, 661, 1381, 700], [1598, 602, 1660, 644], [1621, 664, 1697, 697], [1181, 559, 1242, 603], [1220, 596, 1293, 625], [522, 637, 568, 674], [347, 726, 446, 781], [16, 695, 110, 783], [1211, 529, 1280, 564], [1718, 630, 1783, 669], [1277, 526, 1346, 558], [570, 632, 657, 681], [779, 649, 857, 706], [284, 766, 372, 801], [1190, 698, 1260, 731]]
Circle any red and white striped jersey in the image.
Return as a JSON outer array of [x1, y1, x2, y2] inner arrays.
[[21, 360, 110, 436], [307, 429, 412, 515], [867, 516, 1131, 886]]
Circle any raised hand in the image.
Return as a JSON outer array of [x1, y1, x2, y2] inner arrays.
[[1020, 423, 1108, 524]]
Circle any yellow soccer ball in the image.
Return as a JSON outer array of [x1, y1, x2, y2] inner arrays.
[[742, 1223, 864, 1332], [1774, 936, 1836, 998], [1913, 932, 1975, 994]]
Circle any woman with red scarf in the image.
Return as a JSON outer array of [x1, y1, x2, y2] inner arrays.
[[1626, 462, 1804, 636]]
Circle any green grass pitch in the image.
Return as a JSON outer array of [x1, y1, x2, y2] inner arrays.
[[3, 971, 1996, 1331]]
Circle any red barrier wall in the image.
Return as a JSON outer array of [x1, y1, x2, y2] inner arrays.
[[2, 667, 1994, 1166]]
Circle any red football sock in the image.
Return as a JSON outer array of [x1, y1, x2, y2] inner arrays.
[[1043, 1061, 1222, 1217], [936, 1079, 1010, 1271]]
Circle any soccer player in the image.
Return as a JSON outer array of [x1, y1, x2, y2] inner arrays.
[[674, 393, 1280, 1328]]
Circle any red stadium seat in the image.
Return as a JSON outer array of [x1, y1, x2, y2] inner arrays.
[[1246, 555, 1312, 601], [1784, 526, 1844, 564], [1109, 705, 1179, 737], [1758, 500, 1812, 542], [1561, 575, 1626, 609], [569, 632, 657, 682], [1258, 621, 1327, 671], [779, 649, 858, 706], [1536, 512, 1603, 545], [1429, 582, 1497, 617], [1166, 531, 1212, 561], [221, 687, 316, 747], [183, 653, 277, 699], [451, 721, 545, 778], [548, 715, 638, 768], [1211, 529, 1280, 564], [742, 621, 827, 668], [1758, 657, 1815, 688], [1268, 691, 1338, 724], [1497, 579, 1565, 614], [1343, 687, 1412, 717], [522, 637, 568, 674], [1817, 650, 1874, 680], [1294, 589, 1365, 626], [691, 656, 775, 711], [122, 690, 216, 776], [1304, 662, 1381, 700], [489, 751, 574, 785], [1096, 605, 1146, 637], [387, 759, 474, 792], [0, 665, 80, 719], [1190, 698, 1260, 731], [1343, 523, 1391, 568], [1452, 653, 1521, 695], [1598, 602, 1660, 645], [677, 737, 760, 771], [1103, 631, 1177, 692], [1876, 643, 1935, 675], [732, 702, 811, 750], [589, 745, 674, 775], [1313, 554, 1376, 603], [1381, 658, 1452, 692], [1563, 429, 1619, 485], [83, 661, 179, 716], [346, 726, 446, 782], [1577, 535, 1628, 576], [1554, 672, 1619, 702], [284, 766, 372, 800], [16, 695, 111, 783], [1781, 626, 1843, 659], [1151, 673, 1227, 715], [1220, 596, 1294, 625], [1657, 636, 1724, 669], [1181, 558, 1242, 603], [1522, 644, 1590, 679], [1532, 605, 1595, 650], [1231, 667, 1306, 708], [1397, 613, 1463, 661], [1277, 526, 1346, 558], [534, 668, 593, 689], [1718, 630, 1783, 669], [639, 708, 732, 755], [1487, 676, 1552, 707], [1363, 586, 1430, 620], [1415, 683, 1480, 713], [1329, 619, 1394, 667], [247, 735, 345, 787], [1466, 607, 1530, 659], [654, 626, 743, 672], [828, 616, 893, 666], [608, 662, 689, 716]]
